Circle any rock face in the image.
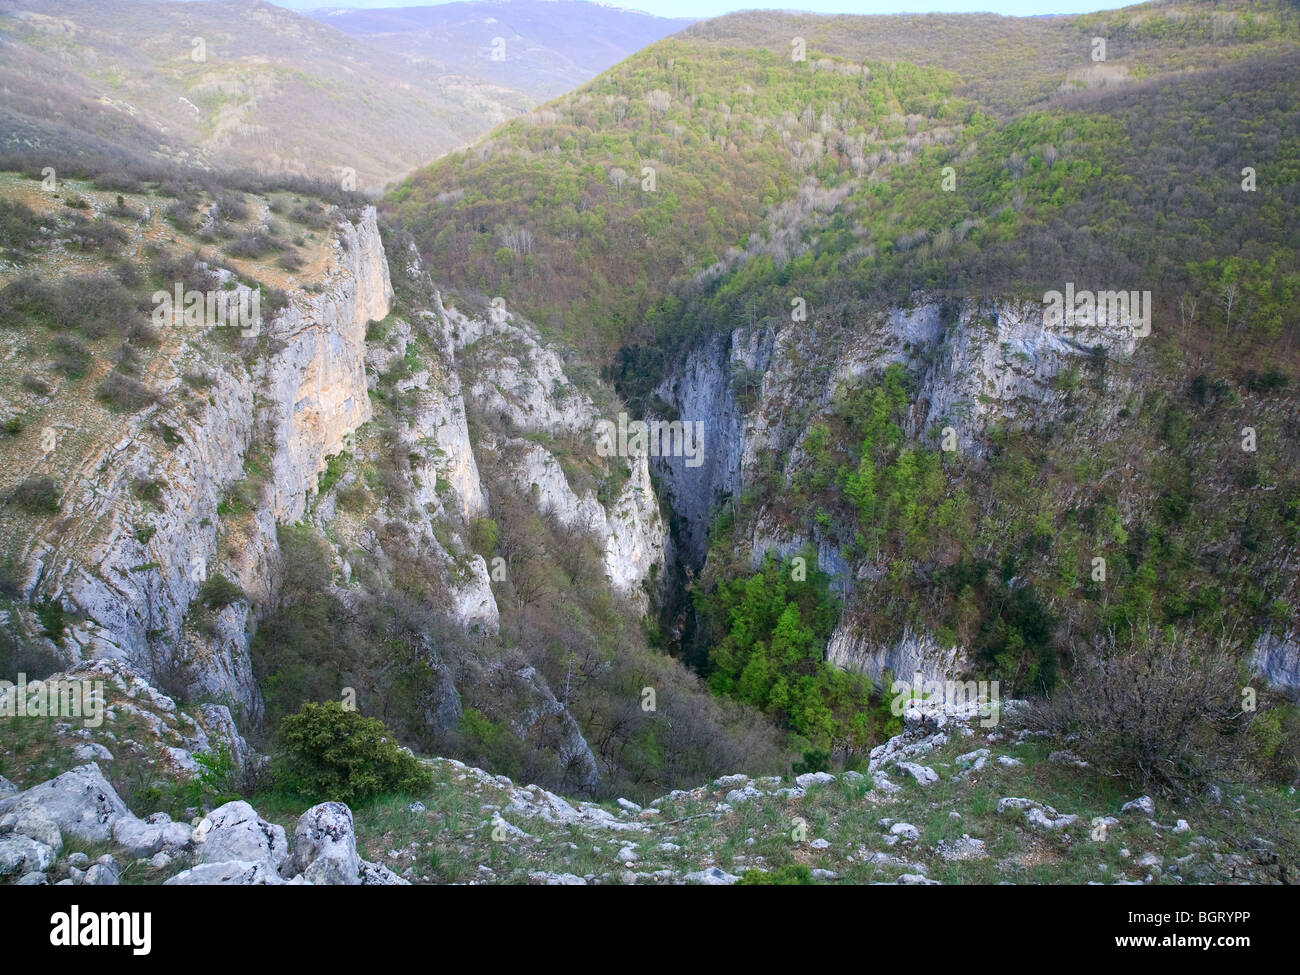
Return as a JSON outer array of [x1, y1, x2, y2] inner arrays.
[[456, 300, 667, 608], [651, 294, 1158, 682], [1252, 629, 1300, 698], [493, 439, 664, 603], [496, 665, 601, 794], [827, 625, 968, 690], [3, 198, 674, 794], [263, 209, 392, 523], [653, 333, 748, 567], [14, 206, 393, 721]]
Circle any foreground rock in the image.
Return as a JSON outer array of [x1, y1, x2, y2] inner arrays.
[[0, 764, 128, 844], [166, 799, 409, 886], [192, 801, 290, 869], [0, 763, 405, 886]]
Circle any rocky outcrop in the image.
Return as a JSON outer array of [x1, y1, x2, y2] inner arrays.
[[13, 207, 392, 721], [826, 625, 969, 688], [451, 299, 667, 607], [290, 802, 361, 885], [493, 438, 664, 603], [0, 768, 410, 886], [0, 763, 128, 845], [0, 657, 250, 781], [493, 664, 601, 794], [654, 293, 1150, 678], [1252, 628, 1300, 698], [262, 209, 392, 522], [190, 800, 289, 869], [831, 298, 1142, 454], [653, 333, 748, 567]]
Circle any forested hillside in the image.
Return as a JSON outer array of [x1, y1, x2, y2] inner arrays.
[[390, 0, 1300, 779]]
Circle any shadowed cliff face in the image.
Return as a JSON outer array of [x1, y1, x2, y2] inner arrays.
[[649, 296, 1298, 697]]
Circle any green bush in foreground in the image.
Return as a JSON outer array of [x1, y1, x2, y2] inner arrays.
[[274, 700, 428, 805]]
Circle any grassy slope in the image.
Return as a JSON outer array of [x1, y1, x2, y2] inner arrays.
[[270, 721, 1296, 885]]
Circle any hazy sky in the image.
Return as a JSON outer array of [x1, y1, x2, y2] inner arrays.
[[278, 1, 1131, 20]]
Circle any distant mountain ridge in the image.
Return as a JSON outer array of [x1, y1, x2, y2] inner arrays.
[[306, 0, 695, 99], [0, 0, 690, 191]]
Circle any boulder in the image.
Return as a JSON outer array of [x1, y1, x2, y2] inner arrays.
[[358, 859, 410, 885], [112, 815, 193, 859], [165, 860, 287, 885], [794, 771, 836, 789], [684, 866, 739, 885], [292, 802, 361, 885], [998, 797, 1077, 830], [191, 801, 288, 868], [0, 764, 128, 843], [83, 862, 120, 885], [11, 807, 62, 852], [0, 834, 56, 876], [896, 762, 939, 786], [1121, 795, 1155, 817], [889, 822, 921, 842], [73, 743, 114, 763]]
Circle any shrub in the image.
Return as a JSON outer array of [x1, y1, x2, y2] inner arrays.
[[10, 477, 60, 514], [130, 476, 166, 508], [214, 192, 249, 222], [469, 517, 500, 556], [53, 335, 91, 377], [1025, 628, 1261, 795], [0, 198, 43, 259], [100, 370, 157, 411], [792, 748, 830, 776], [259, 285, 289, 318], [53, 274, 137, 338], [225, 231, 281, 259], [20, 373, 52, 395], [289, 202, 329, 229], [34, 596, 66, 641], [92, 172, 146, 194], [0, 277, 55, 328], [182, 370, 215, 389], [198, 573, 245, 611], [64, 214, 127, 253], [274, 701, 428, 804]]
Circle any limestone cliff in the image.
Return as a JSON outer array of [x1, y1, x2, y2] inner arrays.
[[10, 207, 393, 723]]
